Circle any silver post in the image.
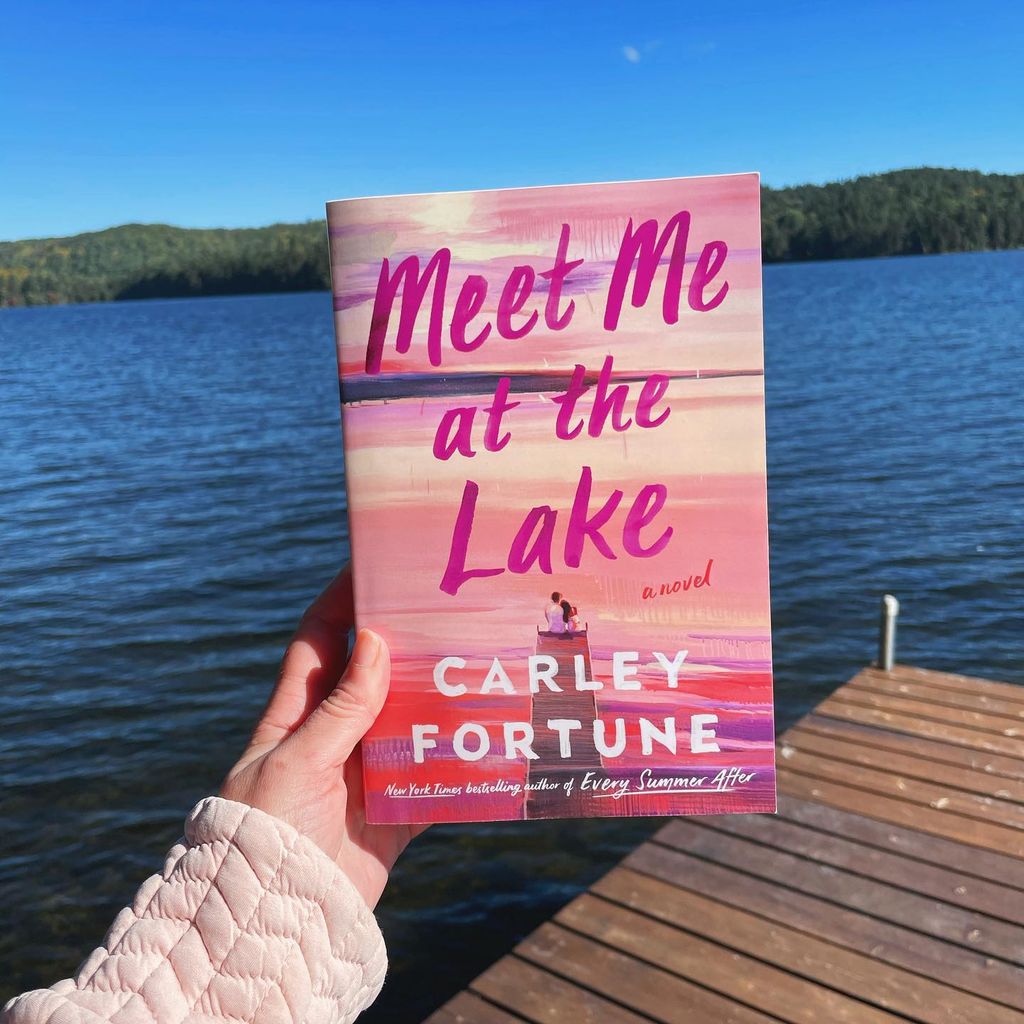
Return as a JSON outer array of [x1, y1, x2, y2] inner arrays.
[[878, 594, 899, 671]]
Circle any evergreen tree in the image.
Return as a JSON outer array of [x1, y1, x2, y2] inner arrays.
[[2, 169, 1023, 308]]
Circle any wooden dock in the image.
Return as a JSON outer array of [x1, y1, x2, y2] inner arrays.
[[424, 663, 1024, 1024], [527, 630, 604, 819]]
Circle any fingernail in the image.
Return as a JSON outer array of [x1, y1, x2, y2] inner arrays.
[[351, 628, 381, 668]]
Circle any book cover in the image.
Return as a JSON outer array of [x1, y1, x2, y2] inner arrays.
[[327, 174, 774, 824]]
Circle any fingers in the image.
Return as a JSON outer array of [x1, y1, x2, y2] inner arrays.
[[286, 628, 390, 767], [251, 567, 356, 748]]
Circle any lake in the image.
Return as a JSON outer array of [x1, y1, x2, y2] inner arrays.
[[1, 250, 1022, 1021]]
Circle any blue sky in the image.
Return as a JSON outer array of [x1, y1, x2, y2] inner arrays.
[[1, 0, 1022, 240]]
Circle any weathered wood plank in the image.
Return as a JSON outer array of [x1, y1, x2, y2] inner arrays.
[[696, 803, 1024, 925], [657, 819, 1024, 964], [625, 839, 1024, 1008], [774, 792, 1024, 887], [831, 687, 1024, 737], [518, 920, 780, 1024], [799, 713, 1024, 781], [470, 956, 649, 1024], [891, 664, 1024, 703], [779, 767, 1024, 857], [424, 991, 527, 1024], [594, 866, 1024, 1022], [788, 720, 1024, 801], [778, 744, 1024, 831], [786, 722, 1024, 804], [811, 698, 1024, 759], [853, 669, 1024, 720], [557, 894, 900, 1024]]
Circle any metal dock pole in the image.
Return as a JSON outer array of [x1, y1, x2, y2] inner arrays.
[[878, 594, 899, 671]]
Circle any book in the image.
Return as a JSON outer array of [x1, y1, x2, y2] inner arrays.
[[326, 174, 774, 824]]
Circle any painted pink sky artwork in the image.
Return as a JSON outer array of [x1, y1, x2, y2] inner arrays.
[[327, 174, 773, 824]]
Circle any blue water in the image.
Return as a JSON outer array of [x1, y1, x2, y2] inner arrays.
[[1, 251, 1022, 1021]]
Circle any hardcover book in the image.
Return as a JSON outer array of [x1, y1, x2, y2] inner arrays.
[[327, 174, 774, 824]]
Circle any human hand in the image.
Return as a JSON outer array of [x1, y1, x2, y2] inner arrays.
[[221, 566, 425, 908]]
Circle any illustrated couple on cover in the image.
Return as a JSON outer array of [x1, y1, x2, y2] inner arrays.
[[543, 591, 583, 636]]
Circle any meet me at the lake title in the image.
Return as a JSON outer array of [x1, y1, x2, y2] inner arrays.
[[361, 210, 731, 604], [359, 211, 733, 764]]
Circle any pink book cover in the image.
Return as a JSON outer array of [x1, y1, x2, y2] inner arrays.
[[326, 173, 774, 824]]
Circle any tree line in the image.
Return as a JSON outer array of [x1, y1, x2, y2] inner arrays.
[[2, 168, 1022, 308]]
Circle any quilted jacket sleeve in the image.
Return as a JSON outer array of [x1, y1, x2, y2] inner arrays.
[[1, 798, 387, 1024]]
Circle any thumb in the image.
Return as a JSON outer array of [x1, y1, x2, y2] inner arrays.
[[287, 628, 389, 767]]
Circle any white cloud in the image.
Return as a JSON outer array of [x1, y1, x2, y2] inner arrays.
[[623, 45, 641, 63]]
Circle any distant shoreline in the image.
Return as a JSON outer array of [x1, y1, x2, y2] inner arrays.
[[3, 167, 1022, 309]]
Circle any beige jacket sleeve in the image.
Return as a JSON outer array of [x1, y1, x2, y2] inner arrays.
[[2, 798, 387, 1024]]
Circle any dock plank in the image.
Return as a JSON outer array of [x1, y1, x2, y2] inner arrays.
[[782, 723, 1024, 804], [778, 766, 1024, 857], [656, 819, 1024, 963], [423, 664, 1024, 1023], [625, 839, 1024, 1009], [425, 992, 526, 1024], [557, 894, 903, 1024], [814, 696, 1024, 758], [778, 744, 1024, 831], [830, 686, 1024, 737], [519, 921, 780, 1024], [852, 669, 1024, 720], [798, 712, 1024, 780], [774, 793, 1024, 887], [891, 664, 1024, 702], [692, 804, 1024, 925], [470, 957, 648, 1024], [594, 867, 1021, 1024]]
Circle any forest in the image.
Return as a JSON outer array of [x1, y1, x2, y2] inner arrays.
[[2, 168, 1023, 307]]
